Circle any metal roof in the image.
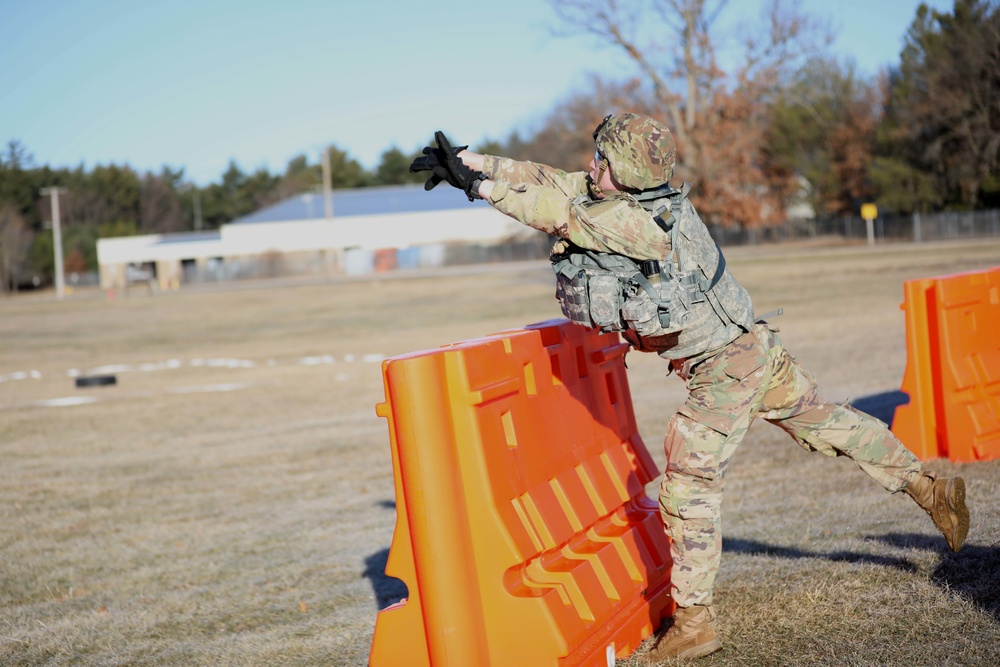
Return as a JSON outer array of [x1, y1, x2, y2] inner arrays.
[[231, 184, 488, 224]]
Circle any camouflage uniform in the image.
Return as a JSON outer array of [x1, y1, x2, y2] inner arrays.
[[478, 123, 924, 610], [660, 323, 921, 606]]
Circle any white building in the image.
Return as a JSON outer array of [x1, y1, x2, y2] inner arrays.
[[97, 185, 540, 290]]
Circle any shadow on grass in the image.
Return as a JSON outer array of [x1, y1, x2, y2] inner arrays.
[[874, 533, 1000, 622], [363, 499, 408, 610], [726, 534, 1000, 622], [846, 392, 1000, 620], [723, 537, 919, 572], [362, 548, 409, 610], [850, 390, 908, 427]]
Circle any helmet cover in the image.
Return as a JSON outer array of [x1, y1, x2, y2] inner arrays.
[[594, 113, 675, 191]]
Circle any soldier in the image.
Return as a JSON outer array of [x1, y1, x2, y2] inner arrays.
[[409, 114, 970, 663]]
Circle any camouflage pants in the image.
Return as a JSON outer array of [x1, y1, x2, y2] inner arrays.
[[659, 324, 923, 608]]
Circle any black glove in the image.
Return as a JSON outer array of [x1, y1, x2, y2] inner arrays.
[[409, 136, 467, 191], [410, 131, 487, 201]]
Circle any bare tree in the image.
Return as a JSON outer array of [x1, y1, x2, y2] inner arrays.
[[766, 58, 882, 217], [515, 78, 652, 168], [550, 0, 831, 226], [0, 203, 35, 293]]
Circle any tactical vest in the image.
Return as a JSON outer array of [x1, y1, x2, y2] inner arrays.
[[551, 184, 755, 360]]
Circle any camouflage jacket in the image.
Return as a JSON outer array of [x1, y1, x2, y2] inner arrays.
[[482, 155, 755, 361], [483, 155, 671, 260]]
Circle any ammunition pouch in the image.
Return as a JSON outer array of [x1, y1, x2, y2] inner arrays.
[[552, 247, 700, 335]]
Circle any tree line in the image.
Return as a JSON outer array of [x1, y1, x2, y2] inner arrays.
[[0, 143, 429, 291], [1, 0, 997, 292], [535, 0, 999, 226]]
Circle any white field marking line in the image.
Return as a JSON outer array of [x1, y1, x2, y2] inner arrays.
[[299, 355, 336, 365], [0, 370, 43, 383], [298, 353, 385, 365], [166, 383, 249, 394], [33, 396, 99, 408], [189, 358, 256, 369], [68, 359, 185, 377], [19, 384, 251, 410], [59, 354, 386, 377]]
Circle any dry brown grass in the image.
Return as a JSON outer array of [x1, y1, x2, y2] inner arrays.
[[1, 240, 998, 666]]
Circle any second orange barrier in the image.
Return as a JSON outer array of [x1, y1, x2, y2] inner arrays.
[[892, 266, 1000, 462], [932, 268, 1000, 462]]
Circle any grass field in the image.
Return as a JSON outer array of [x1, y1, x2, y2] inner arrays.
[[2, 239, 998, 666]]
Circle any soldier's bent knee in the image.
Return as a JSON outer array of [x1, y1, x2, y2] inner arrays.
[[663, 413, 731, 482]]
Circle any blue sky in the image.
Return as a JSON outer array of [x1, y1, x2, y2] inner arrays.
[[1, 0, 953, 185]]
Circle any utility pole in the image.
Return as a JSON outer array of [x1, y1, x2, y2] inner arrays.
[[193, 188, 203, 231], [320, 146, 338, 278], [39, 186, 67, 300], [180, 183, 204, 231], [321, 146, 333, 220]]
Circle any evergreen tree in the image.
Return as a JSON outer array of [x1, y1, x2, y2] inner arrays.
[[765, 58, 880, 217], [375, 147, 423, 186], [878, 0, 1000, 210]]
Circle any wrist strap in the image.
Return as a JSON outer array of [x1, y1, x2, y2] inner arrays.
[[466, 174, 487, 201]]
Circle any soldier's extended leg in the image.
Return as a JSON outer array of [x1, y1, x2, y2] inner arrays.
[[759, 337, 969, 551]]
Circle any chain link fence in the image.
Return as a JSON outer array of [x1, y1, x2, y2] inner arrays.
[[709, 209, 1000, 247], [118, 209, 999, 288]]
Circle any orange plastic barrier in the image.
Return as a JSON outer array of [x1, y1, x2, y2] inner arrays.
[[934, 268, 1000, 461], [369, 320, 673, 667], [892, 267, 1000, 462], [892, 278, 942, 461]]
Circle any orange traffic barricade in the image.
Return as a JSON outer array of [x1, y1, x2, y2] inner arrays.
[[370, 320, 673, 667], [932, 268, 1000, 461], [892, 266, 1000, 462], [892, 278, 941, 460]]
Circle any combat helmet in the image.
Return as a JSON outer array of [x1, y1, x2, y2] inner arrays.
[[593, 113, 675, 191]]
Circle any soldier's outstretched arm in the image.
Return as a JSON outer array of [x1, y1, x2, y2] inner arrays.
[[410, 129, 585, 195], [409, 130, 603, 246], [478, 154, 587, 197], [450, 146, 586, 196]]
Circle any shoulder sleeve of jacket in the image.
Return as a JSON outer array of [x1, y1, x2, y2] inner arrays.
[[487, 181, 577, 237], [570, 196, 672, 261], [488, 184, 670, 261], [482, 155, 587, 196]]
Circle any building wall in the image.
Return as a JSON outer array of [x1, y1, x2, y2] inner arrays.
[[96, 206, 536, 289]]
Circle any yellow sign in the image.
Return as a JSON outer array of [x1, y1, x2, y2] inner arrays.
[[861, 203, 878, 220]]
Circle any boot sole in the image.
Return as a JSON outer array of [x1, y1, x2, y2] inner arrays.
[[940, 477, 970, 553]]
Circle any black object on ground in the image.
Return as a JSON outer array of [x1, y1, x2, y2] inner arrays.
[[75, 375, 117, 388]]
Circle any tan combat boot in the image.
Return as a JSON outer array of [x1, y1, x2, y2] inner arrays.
[[903, 472, 970, 552], [637, 605, 722, 664]]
